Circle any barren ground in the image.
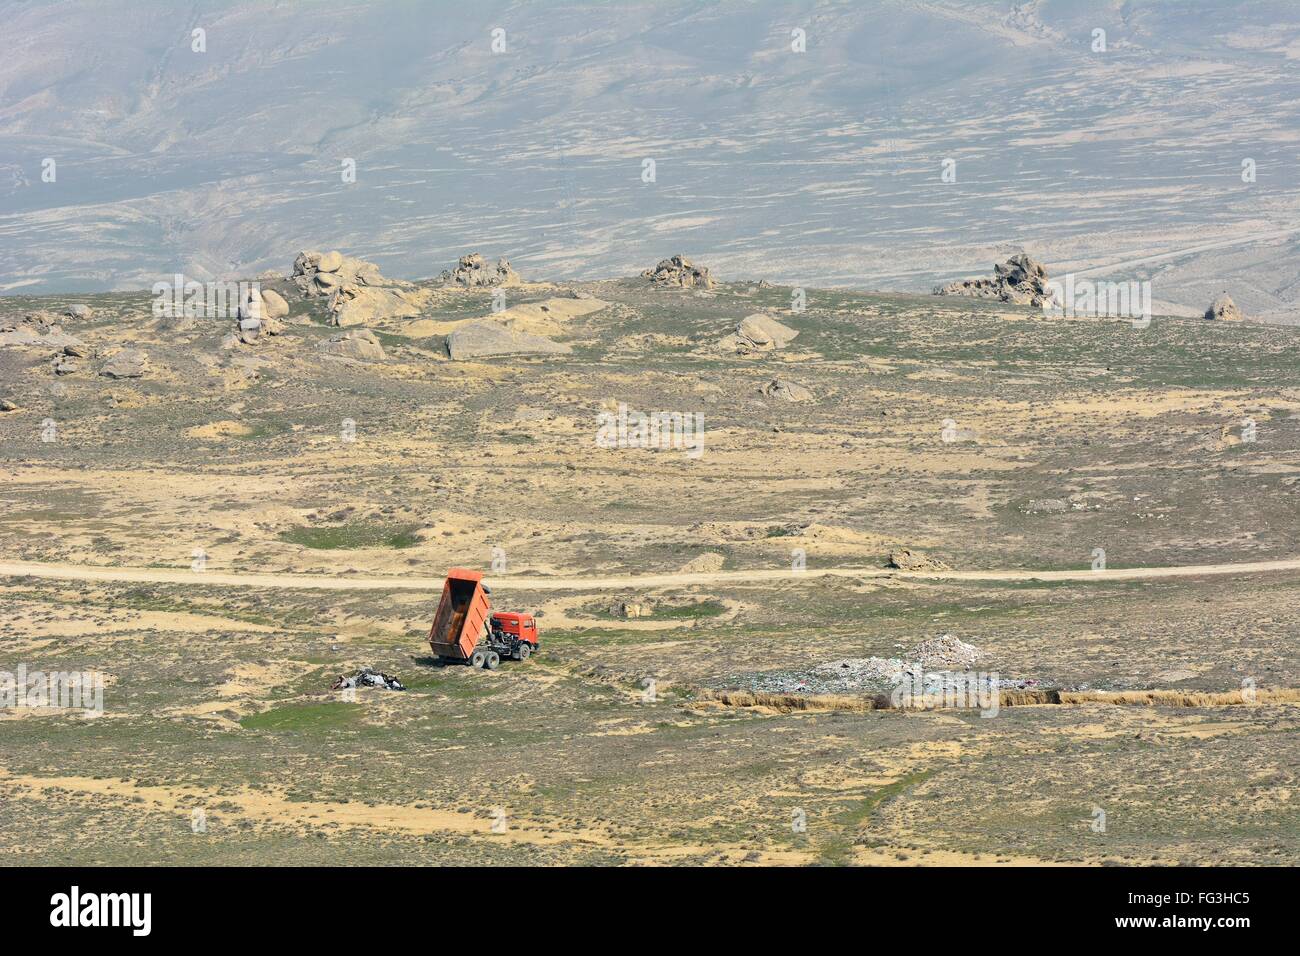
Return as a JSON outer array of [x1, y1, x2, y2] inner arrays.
[[1, 276, 1296, 865]]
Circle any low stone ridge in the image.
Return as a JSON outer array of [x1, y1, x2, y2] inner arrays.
[[934, 253, 1052, 307], [642, 255, 714, 290], [438, 253, 522, 288], [446, 320, 571, 361]]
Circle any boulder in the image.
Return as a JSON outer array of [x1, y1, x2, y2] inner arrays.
[[293, 250, 323, 276], [759, 379, 813, 402], [0, 398, 18, 412], [100, 349, 149, 379], [935, 253, 1052, 307], [642, 254, 714, 289], [439, 253, 522, 287], [320, 328, 386, 362], [1205, 293, 1244, 322], [329, 285, 423, 327], [723, 313, 799, 352], [64, 304, 93, 319], [260, 289, 290, 319], [317, 250, 344, 273], [612, 600, 651, 619], [446, 320, 571, 361]]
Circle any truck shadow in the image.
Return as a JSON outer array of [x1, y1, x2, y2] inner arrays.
[[411, 655, 457, 669]]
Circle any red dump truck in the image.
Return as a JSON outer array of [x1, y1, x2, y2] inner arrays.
[[428, 567, 539, 669]]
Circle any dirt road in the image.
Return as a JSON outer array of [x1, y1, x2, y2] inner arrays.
[[3, 557, 1299, 593]]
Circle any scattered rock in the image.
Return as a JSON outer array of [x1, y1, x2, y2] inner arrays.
[[642, 255, 714, 290], [759, 379, 813, 402], [319, 328, 386, 362], [1023, 498, 1068, 514], [887, 549, 951, 572], [439, 253, 522, 288], [100, 349, 149, 379], [935, 253, 1052, 306], [446, 320, 571, 361], [1205, 293, 1244, 322], [52, 355, 80, 375]]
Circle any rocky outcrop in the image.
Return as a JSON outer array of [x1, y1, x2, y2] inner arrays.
[[291, 249, 422, 326], [439, 253, 521, 288], [319, 328, 386, 362], [100, 348, 149, 379], [642, 255, 714, 290], [0, 312, 88, 351], [935, 254, 1052, 306], [446, 320, 571, 361], [759, 379, 813, 402], [1205, 293, 1244, 322], [329, 285, 423, 327]]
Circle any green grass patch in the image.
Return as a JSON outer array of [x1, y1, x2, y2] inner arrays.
[[239, 701, 363, 733], [279, 521, 421, 550], [649, 601, 726, 619], [818, 770, 935, 865]]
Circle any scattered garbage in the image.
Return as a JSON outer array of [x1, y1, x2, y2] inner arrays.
[[713, 635, 1039, 697], [332, 667, 406, 691]]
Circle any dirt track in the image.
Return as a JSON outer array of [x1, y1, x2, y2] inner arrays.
[[3, 557, 1300, 593]]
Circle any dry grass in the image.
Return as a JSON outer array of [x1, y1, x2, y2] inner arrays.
[[697, 686, 1300, 714], [695, 689, 889, 713]]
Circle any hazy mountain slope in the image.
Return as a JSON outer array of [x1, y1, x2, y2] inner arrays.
[[2, 0, 1299, 320]]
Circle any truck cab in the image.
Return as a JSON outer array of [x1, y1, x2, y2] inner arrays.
[[491, 612, 540, 657]]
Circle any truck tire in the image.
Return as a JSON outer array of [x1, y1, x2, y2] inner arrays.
[[516, 643, 532, 661], [470, 649, 487, 669], [485, 651, 501, 671]]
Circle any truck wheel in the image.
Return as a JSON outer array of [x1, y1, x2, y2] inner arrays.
[[517, 643, 532, 661], [485, 651, 501, 671], [470, 649, 487, 669]]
